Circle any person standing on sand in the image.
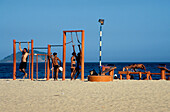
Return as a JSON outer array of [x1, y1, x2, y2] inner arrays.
[[71, 45, 76, 80], [74, 45, 82, 80], [50, 52, 61, 81], [19, 42, 29, 79]]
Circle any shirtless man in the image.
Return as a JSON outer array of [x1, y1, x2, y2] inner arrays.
[[71, 45, 76, 80], [75, 45, 82, 80], [50, 52, 61, 81], [19, 42, 29, 79]]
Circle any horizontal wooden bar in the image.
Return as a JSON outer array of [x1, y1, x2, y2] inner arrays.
[[129, 72, 147, 74], [15, 41, 31, 43], [118, 71, 149, 74], [150, 73, 161, 75], [50, 45, 63, 47], [151, 73, 170, 75], [34, 54, 47, 56], [166, 73, 170, 75], [118, 71, 128, 74], [36, 54, 47, 56], [33, 47, 48, 49], [63, 30, 84, 33], [118, 71, 170, 76]]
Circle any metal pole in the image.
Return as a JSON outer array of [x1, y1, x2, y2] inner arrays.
[[13, 40, 16, 80], [99, 25, 102, 75]]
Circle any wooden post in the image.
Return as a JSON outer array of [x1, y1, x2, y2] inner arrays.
[[31, 40, 34, 80], [63, 32, 66, 81], [150, 73, 152, 80], [47, 45, 51, 80], [81, 30, 85, 81], [13, 40, 16, 80], [146, 71, 150, 80], [109, 70, 114, 76], [36, 55, 38, 80], [161, 70, 166, 80], [139, 72, 142, 80], [102, 66, 105, 75], [45, 55, 47, 78], [126, 71, 130, 80], [120, 74, 122, 80], [29, 54, 31, 79]]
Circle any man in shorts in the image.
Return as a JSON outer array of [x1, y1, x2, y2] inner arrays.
[[19, 42, 29, 79], [50, 52, 61, 81]]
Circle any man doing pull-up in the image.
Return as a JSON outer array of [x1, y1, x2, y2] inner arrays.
[[19, 42, 29, 79]]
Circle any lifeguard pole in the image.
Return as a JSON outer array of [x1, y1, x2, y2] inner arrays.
[[98, 19, 104, 75], [88, 19, 113, 82]]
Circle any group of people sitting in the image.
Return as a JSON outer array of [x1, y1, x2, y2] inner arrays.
[[18, 43, 82, 80]]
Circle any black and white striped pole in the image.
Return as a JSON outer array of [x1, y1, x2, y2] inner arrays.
[[98, 19, 104, 75]]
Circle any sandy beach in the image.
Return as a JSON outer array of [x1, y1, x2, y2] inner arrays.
[[0, 79, 169, 112]]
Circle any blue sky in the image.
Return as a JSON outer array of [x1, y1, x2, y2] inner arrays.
[[0, 0, 170, 62]]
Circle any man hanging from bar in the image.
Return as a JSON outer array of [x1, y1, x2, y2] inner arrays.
[[19, 42, 29, 79], [50, 52, 61, 81], [71, 45, 77, 80], [74, 45, 82, 80]]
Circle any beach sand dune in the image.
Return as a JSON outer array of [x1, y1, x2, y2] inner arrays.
[[0, 79, 169, 112]]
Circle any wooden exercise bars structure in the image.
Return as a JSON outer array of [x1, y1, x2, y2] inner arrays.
[[13, 30, 84, 81], [13, 40, 34, 80], [46, 44, 63, 80], [63, 30, 85, 81], [33, 47, 48, 80], [118, 68, 170, 80], [118, 71, 152, 80], [35, 54, 48, 80]]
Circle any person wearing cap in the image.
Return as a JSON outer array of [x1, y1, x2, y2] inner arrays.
[[50, 52, 61, 81]]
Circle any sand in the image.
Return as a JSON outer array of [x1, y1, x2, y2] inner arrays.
[[0, 79, 169, 112]]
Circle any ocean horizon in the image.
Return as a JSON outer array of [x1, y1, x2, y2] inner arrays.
[[0, 62, 170, 80]]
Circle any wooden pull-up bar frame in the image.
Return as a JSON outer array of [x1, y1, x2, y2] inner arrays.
[[46, 44, 63, 80], [63, 30, 85, 81], [13, 39, 34, 80]]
